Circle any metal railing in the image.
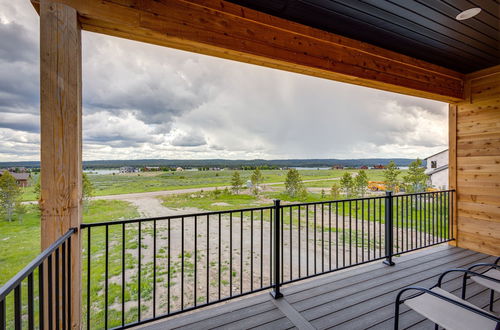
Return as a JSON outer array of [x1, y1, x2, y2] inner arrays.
[[0, 228, 76, 330], [80, 189, 455, 329]]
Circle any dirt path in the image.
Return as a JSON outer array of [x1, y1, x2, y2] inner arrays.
[[91, 177, 340, 202]]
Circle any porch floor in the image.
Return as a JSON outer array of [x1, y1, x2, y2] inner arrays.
[[138, 245, 498, 330]]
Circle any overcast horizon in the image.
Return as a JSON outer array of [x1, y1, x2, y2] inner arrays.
[[0, 1, 448, 162]]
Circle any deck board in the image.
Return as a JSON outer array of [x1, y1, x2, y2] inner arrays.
[[138, 246, 498, 330]]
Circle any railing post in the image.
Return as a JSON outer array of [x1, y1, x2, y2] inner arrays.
[[270, 199, 283, 299], [384, 191, 395, 266]]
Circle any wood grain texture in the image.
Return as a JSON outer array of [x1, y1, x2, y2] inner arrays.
[[30, 0, 465, 102], [452, 65, 500, 256], [40, 1, 82, 328]]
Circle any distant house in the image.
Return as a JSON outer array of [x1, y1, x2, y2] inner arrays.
[[360, 165, 368, 169], [143, 166, 160, 172], [332, 165, 344, 170], [425, 149, 448, 189], [120, 166, 138, 173], [0, 170, 30, 187], [372, 164, 385, 169]]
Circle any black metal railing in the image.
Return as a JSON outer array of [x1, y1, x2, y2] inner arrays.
[[80, 189, 454, 329], [0, 228, 76, 330]]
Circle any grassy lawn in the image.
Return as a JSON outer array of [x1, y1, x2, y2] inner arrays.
[[0, 200, 140, 287], [21, 169, 406, 201]]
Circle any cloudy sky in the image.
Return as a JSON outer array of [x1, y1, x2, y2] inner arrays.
[[0, 1, 448, 162]]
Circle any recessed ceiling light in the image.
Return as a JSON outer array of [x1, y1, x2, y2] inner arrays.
[[456, 8, 481, 20]]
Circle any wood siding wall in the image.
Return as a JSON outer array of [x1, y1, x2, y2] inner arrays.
[[451, 65, 500, 256]]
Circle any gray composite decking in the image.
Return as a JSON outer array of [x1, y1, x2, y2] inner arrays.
[[139, 245, 498, 330]]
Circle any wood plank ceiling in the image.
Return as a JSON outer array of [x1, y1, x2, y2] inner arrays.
[[227, 0, 500, 74]]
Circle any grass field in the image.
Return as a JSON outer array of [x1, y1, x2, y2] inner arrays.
[[22, 169, 406, 201], [0, 200, 140, 287]]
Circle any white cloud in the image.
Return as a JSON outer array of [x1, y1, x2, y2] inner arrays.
[[0, 0, 448, 162]]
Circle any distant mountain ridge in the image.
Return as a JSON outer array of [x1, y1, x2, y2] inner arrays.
[[0, 158, 418, 168]]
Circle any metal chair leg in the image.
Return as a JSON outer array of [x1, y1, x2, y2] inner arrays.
[[490, 289, 494, 312]]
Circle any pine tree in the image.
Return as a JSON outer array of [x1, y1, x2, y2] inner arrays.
[[403, 158, 428, 193], [0, 171, 22, 222], [330, 183, 341, 200], [339, 172, 354, 197], [250, 167, 263, 195], [383, 161, 401, 192], [231, 171, 243, 194], [354, 170, 369, 197], [285, 168, 306, 198]]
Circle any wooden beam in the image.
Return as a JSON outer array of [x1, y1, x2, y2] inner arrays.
[[31, 0, 465, 102], [40, 1, 82, 328]]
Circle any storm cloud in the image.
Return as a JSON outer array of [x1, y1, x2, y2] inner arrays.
[[0, 0, 448, 162]]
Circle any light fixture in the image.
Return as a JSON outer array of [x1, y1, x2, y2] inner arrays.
[[456, 8, 481, 20]]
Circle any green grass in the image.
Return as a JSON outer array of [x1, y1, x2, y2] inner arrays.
[[0, 200, 139, 286], [159, 189, 263, 211], [0, 200, 140, 329], [21, 169, 407, 201]]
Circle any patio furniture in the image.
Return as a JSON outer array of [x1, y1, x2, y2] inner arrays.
[[463, 257, 500, 311], [395, 268, 500, 330]]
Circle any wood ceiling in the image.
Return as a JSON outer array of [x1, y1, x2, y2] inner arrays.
[[227, 0, 500, 74]]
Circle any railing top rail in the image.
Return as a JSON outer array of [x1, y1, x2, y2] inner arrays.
[[0, 227, 76, 301], [284, 189, 454, 208], [81, 205, 275, 228]]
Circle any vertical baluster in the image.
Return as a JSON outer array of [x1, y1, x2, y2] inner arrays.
[[342, 202, 346, 268], [28, 273, 34, 330], [55, 247, 59, 328], [48, 254, 53, 330], [321, 203, 324, 273], [207, 215, 210, 303], [105, 225, 109, 329], [168, 218, 171, 314], [298, 206, 301, 278], [314, 204, 317, 274], [289, 207, 293, 280], [0, 298, 5, 330], [306, 205, 309, 275], [67, 235, 72, 329], [153, 220, 157, 317], [335, 202, 338, 269], [271, 200, 282, 299], [367, 199, 370, 261], [328, 203, 332, 270], [269, 209, 272, 287], [39, 263, 44, 330], [230, 212, 233, 296], [240, 211, 243, 294], [194, 216, 198, 306], [260, 209, 263, 288], [349, 200, 352, 266], [138, 222, 142, 320], [362, 199, 365, 262], [218, 213, 221, 300], [356, 200, 359, 263], [181, 217, 184, 309], [61, 242, 66, 330], [280, 208, 284, 283], [251, 210, 254, 291], [14, 285, 21, 330], [121, 223, 125, 326]]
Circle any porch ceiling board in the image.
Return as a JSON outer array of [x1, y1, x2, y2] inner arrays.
[[31, 0, 465, 102]]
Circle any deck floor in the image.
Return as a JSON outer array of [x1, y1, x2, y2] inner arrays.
[[139, 245, 498, 330]]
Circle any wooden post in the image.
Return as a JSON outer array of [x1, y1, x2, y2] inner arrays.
[[448, 104, 458, 246], [40, 1, 82, 329]]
